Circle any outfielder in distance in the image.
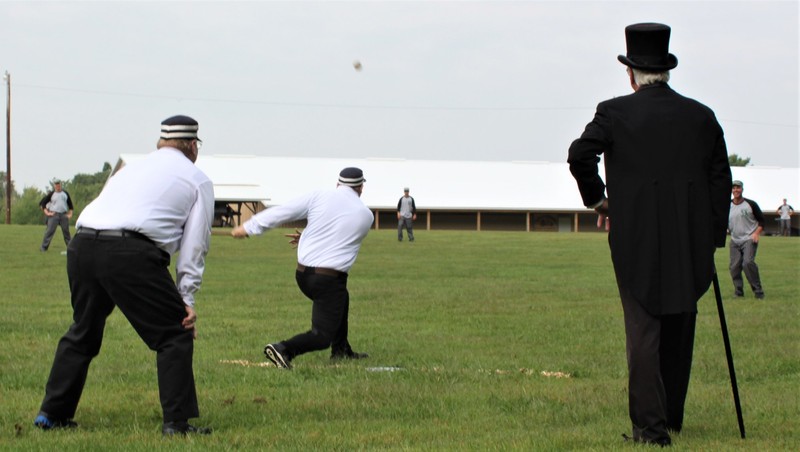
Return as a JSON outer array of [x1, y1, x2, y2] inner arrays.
[[397, 187, 417, 242], [38, 179, 74, 252], [568, 23, 732, 446]]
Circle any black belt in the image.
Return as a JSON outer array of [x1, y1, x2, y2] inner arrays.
[[296, 263, 347, 278], [77, 227, 152, 243]]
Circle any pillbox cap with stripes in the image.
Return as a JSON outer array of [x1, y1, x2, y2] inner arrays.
[[160, 115, 200, 140], [338, 167, 366, 186]]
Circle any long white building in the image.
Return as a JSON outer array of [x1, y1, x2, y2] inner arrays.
[[114, 154, 799, 235]]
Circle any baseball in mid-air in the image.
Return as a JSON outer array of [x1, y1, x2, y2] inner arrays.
[[353, 60, 362, 71]]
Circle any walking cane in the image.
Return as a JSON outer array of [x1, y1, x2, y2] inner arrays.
[[711, 270, 746, 439]]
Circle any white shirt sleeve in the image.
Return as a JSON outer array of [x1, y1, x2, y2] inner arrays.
[[243, 192, 314, 236], [175, 180, 215, 307]]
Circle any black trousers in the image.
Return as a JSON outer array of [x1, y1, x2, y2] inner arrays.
[[280, 269, 352, 359], [620, 288, 696, 443], [39, 233, 198, 423]]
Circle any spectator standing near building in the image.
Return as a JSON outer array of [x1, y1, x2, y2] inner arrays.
[[33, 115, 215, 436], [231, 167, 374, 368], [729, 180, 765, 299], [776, 198, 794, 237], [568, 23, 731, 446], [39, 180, 74, 252], [397, 187, 416, 242]]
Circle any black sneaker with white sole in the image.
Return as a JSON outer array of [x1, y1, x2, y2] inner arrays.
[[264, 343, 292, 369]]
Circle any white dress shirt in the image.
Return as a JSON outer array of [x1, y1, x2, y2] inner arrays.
[[244, 185, 374, 272], [77, 148, 215, 307]]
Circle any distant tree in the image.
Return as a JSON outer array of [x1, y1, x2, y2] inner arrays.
[[0, 171, 19, 223], [2, 162, 112, 225], [728, 154, 751, 167], [66, 162, 112, 220], [13, 186, 46, 225]]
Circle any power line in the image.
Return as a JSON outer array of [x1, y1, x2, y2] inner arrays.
[[15, 83, 800, 128], [14, 83, 593, 112]]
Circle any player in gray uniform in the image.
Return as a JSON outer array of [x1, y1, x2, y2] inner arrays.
[[397, 187, 416, 242], [728, 180, 765, 299], [776, 199, 794, 237], [39, 180, 74, 252]]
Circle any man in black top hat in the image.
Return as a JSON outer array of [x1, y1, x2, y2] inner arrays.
[[568, 23, 732, 446]]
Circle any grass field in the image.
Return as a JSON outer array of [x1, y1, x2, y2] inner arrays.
[[1, 224, 798, 451]]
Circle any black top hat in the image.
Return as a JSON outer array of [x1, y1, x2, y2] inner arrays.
[[617, 23, 678, 71]]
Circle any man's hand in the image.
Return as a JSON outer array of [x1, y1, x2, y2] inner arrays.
[[231, 226, 249, 239], [597, 214, 610, 231], [284, 228, 302, 248], [182, 305, 198, 339], [751, 227, 763, 244], [594, 198, 610, 231]]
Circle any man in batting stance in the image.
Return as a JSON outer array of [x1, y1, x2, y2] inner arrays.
[[568, 23, 731, 446], [34, 115, 214, 436]]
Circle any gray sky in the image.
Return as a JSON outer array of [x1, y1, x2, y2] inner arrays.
[[2, 0, 798, 191]]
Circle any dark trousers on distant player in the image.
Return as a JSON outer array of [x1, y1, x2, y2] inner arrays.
[[398, 217, 414, 241], [38, 233, 199, 423], [780, 219, 791, 236], [40, 212, 71, 251], [619, 288, 696, 443], [729, 240, 763, 296], [280, 268, 353, 359]]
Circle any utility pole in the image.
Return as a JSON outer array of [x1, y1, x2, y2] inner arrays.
[[4, 71, 10, 224]]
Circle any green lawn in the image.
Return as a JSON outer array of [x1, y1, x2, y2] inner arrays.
[[1, 225, 798, 450]]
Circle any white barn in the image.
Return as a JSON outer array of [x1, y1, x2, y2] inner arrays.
[[113, 154, 800, 235]]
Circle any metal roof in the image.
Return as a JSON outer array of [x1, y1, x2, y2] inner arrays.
[[116, 154, 799, 212]]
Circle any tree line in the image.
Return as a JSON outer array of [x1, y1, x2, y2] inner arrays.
[[0, 162, 112, 225]]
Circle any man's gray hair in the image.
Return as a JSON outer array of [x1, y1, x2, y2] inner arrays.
[[157, 138, 194, 153], [631, 68, 670, 86]]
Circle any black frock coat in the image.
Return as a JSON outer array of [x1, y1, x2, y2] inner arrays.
[[568, 83, 732, 315]]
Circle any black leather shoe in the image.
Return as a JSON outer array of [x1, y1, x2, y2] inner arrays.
[[331, 350, 369, 361], [622, 433, 671, 447], [33, 413, 77, 430], [162, 421, 212, 436]]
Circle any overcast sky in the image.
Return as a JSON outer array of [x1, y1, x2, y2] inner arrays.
[[2, 0, 797, 191]]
